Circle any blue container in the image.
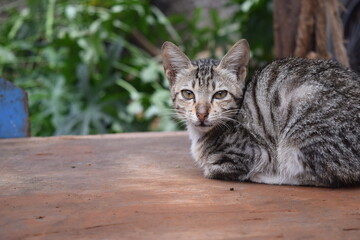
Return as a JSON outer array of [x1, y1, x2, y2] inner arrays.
[[0, 78, 30, 138]]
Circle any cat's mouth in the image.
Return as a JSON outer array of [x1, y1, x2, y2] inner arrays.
[[195, 121, 213, 128]]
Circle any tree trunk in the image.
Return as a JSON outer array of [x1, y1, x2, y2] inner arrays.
[[273, 0, 349, 68], [273, 0, 301, 58]]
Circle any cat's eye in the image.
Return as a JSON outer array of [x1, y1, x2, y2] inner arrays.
[[213, 90, 228, 99], [181, 90, 195, 100]]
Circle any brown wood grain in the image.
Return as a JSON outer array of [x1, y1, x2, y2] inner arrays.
[[1, 132, 360, 239]]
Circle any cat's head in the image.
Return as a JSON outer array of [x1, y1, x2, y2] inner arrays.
[[161, 40, 250, 132]]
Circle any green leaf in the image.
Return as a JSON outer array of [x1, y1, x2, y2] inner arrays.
[[0, 47, 16, 65], [127, 101, 143, 116], [65, 5, 78, 19], [46, 0, 56, 40], [140, 61, 161, 83], [8, 8, 29, 39], [116, 79, 141, 100]]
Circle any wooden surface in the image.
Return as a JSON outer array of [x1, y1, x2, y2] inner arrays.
[[1, 131, 360, 240]]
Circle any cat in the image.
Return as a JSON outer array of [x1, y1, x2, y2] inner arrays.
[[161, 39, 360, 187]]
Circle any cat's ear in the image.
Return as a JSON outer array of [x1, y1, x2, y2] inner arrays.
[[161, 41, 193, 85], [217, 39, 250, 82]]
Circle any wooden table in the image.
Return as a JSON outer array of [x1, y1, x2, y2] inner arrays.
[[1, 132, 360, 239]]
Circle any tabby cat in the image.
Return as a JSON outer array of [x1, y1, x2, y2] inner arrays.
[[161, 39, 360, 187]]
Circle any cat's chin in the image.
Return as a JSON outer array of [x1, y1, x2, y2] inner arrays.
[[190, 123, 214, 133]]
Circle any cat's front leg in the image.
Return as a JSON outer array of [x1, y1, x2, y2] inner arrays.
[[203, 153, 250, 181]]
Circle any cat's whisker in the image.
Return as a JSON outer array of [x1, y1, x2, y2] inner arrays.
[[210, 117, 232, 130], [222, 109, 241, 113], [159, 112, 177, 117], [173, 118, 188, 128], [160, 109, 187, 118], [172, 115, 187, 121], [220, 116, 240, 124], [160, 113, 178, 117], [172, 117, 187, 124]]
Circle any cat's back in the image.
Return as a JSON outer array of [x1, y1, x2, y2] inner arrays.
[[241, 57, 360, 145], [247, 57, 360, 99]]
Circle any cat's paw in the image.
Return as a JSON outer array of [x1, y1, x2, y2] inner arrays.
[[203, 164, 243, 181]]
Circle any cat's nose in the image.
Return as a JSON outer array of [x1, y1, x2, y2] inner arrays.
[[196, 103, 209, 122], [196, 108, 209, 122], [196, 112, 208, 122]]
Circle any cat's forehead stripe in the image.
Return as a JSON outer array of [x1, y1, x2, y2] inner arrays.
[[192, 59, 220, 87]]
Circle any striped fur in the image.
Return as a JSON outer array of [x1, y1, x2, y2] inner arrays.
[[161, 40, 360, 187]]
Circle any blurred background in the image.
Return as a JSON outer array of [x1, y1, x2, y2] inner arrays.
[[0, 0, 358, 136]]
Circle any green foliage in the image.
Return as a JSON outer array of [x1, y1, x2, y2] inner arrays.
[[0, 0, 178, 136], [169, 0, 273, 72], [230, 0, 274, 66], [0, 0, 273, 136], [169, 7, 240, 59]]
